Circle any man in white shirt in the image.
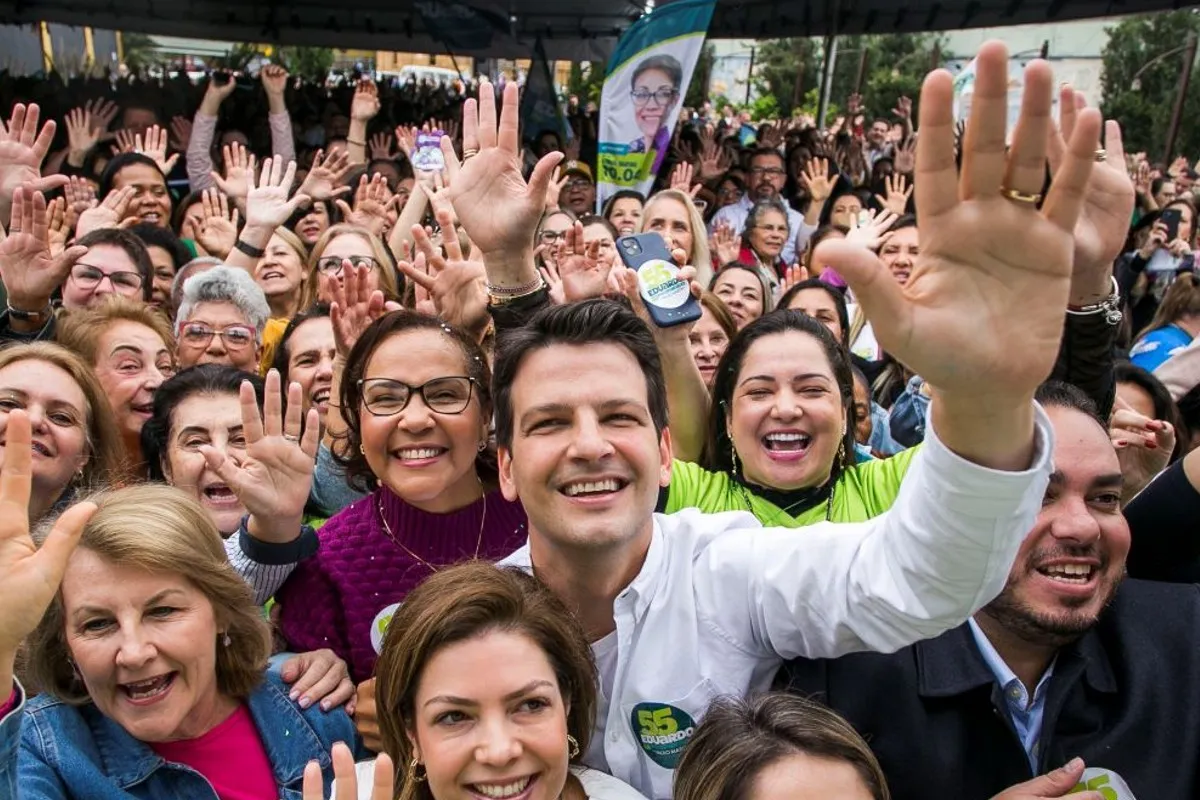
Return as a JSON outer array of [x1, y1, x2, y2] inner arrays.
[[709, 147, 812, 263], [435, 46, 1104, 797]]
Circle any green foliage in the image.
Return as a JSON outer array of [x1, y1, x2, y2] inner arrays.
[[748, 32, 941, 120], [566, 61, 606, 104], [749, 93, 780, 121], [120, 32, 159, 73], [1100, 10, 1200, 162], [276, 47, 335, 82]]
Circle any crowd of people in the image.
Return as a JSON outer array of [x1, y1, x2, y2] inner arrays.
[[0, 35, 1197, 800]]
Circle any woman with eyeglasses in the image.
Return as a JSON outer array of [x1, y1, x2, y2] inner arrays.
[[62, 229, 155, 311], [627, 54, 682, 175], [300, 223, 403, 309], [535, 209, 577, 272], [175, 266, 271, 375], [739, 199, 792, 285]]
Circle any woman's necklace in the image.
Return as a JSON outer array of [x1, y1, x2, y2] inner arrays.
[[376, 490, 487, 573]]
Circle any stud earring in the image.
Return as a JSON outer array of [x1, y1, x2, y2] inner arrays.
[[221, 632, 231, 647], [359, 443, 366, 455]]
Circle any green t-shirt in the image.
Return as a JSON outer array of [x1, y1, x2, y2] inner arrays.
[[664, 447, 921, 527]]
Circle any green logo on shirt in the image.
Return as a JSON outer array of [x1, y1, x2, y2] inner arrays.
[[630, 703, 696, 768]]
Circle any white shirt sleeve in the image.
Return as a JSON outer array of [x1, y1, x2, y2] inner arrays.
[[693, 402, 1054, 658]]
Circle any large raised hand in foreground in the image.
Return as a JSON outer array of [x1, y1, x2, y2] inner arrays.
[[815, 41, 1101, 471]]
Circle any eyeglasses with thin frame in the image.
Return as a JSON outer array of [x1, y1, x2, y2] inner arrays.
[[749, 166, 787, 177], [179, 322, 256, 349], [358, 376, 477, 416], [631, 87, 678, 107], [316, 255, 381, 275], [70, 263, 143, 292]]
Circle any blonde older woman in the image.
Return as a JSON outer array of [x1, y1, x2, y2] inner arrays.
[[0, 464, 360, 799], [639, 188, 713, 286], [300, 223, 402, 310], [0, 342, 125, 524]]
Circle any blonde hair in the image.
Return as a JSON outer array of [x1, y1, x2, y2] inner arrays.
[[263, 227, 310, 316], [0, 342, 127, 493], [300, 223, 401, 309], [641, 189, 714, 286], [56, 295, 176, 365], [24, 483, 272, 703]]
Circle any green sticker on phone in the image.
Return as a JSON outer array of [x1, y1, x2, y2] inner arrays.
[[1068, 768, 1137, 799]]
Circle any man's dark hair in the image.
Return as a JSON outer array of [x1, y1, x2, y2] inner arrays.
[[98, 152, 165, 200], [128, 223, 192, 269], [1034, 380, 1105, 429], [749, 147, 785, 167], [142, 365, 265, 480], [74, 228, 155, 302], [493, 299, 668, 450]]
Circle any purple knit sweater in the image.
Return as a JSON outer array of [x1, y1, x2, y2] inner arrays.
[[276, 487, 528, 682]]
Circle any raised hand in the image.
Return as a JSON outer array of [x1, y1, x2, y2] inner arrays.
[[368, 132, 396, 161], [669, 161, 702, 197], [845, 208, 899, 251], [544, 166, 569, 211], [776, 263, 811, 299], [892, 95, 913, 120], [112, 128, 137, 154], [245, 157, 310, 231], [1049, 85, 1134, 305], [260, 64, 289, 99], [552, 220, 612, 302], [874, 173, 913, 215], [0, 104, 67, 213], [297, 149, 353, 202], [327, 262, 401, 358], [893, 134, 917, 174], [800, 157, 835, 203], [197, 188, 241, 259], [335, 173, 393, 237], [710, 222, 741, 266], [85, 98, 119, 137], [0, 187, 87, 310], [394, 125, 418, 160], [538, 259, 567, 305], [62, 175, 97, 231], [815, 41, 1100, 464], [46, 197, 69, 257], [133, 125, 180, 174], [211, 141, 258, 204], [697, 138, 731, 180], [76, 185, 135, 238], [442, 81, 562, 280], [352, 678, 382, 751], [169, 115, 193, 153], [401, 209, 490, 336], [302, 743, 393, 800], [350, 79, 380, 122], [65, 107, 102, 166], [199, 371, 320, 544], [1110, 397, 1174, 505], [0, 410, 98, 691]]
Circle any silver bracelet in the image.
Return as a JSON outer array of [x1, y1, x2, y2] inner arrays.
[[1065, 275, 1122, 326]]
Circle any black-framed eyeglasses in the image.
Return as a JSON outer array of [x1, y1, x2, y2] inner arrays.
[[358, 376, 476, 416], [179, 322, 256, 349], [70, 263, 143, 292], [749, 166, 787, 177], [316, 255, 380, 275], [631, 87, 678, 107], [540, 229, 568, 244]]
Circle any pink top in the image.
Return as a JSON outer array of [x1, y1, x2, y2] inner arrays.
[[0, 684, 17, 719], [149, 704, 277, 800]]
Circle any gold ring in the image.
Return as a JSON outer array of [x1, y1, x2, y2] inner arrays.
[[1000, 187, 1043, 206], [1094, 149, 1107, 162]]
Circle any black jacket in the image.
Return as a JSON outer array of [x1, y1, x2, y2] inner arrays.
[[780, 580, 1200, 800]]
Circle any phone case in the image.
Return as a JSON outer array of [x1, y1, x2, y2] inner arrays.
[[617, 234, 702, 328], [412, 130, 446, 172]]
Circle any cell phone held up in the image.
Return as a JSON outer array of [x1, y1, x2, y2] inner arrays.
[[617, 233, 701, 328], [1161, 207, 1182, 243]]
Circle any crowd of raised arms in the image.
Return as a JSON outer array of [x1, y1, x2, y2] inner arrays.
[[0, 38, 1199, 800]]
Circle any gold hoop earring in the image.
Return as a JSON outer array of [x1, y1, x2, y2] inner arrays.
[[410, 757, 427, 783], [359, 443, 366, 455], [567, 734, 580, 759]]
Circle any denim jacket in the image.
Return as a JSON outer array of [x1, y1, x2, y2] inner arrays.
[[1, 671, 357, 799]]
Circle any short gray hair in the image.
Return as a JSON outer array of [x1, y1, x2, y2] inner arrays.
[[176, 265, 271, 343], [744, 198, 791, 236]]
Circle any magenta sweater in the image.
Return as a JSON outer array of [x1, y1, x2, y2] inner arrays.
[[276, 487, 528, 682]]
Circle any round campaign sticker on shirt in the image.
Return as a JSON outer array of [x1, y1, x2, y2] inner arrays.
[[1072, 768, 1137, 799], [370, 603, 402, 654], [629, 702, 696, 768], [636, 259, 689, 309]]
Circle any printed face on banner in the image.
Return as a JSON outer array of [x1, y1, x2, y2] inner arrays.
[[598, 36, 705, 205]]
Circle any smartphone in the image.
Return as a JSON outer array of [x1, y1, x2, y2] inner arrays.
[[1161, 208, 1183, 242], [411, 130, 446, 173], [212, 71, 232, 86], [617, 233, 702, 328]]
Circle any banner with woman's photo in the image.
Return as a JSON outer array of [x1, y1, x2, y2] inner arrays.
[[596, 0, 716, 208]]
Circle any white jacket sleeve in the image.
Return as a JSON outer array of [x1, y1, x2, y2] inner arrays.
[[223, 534, 297, 605], [694, 402, 1054, 659]]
